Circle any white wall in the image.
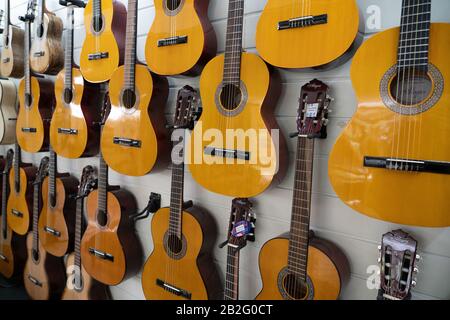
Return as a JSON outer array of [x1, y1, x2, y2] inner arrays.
[[1, 0, 449, 300]]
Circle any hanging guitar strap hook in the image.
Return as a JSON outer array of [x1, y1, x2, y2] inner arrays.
[[131, 193, 162, 222]]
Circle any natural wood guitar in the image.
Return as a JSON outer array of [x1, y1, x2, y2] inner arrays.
[[62, 166, 109, 300], [80, 0, 127, 83], [0, 77, 18, 145], [50, 1, 102, 159], [38, 148, 78, 257], [256, 80, 349, 300], [256, 0, 359, 69], [0, 150, 26, 279], [29, 0, 64, 75], [101, 0, 169, 177], [187, 0, 287, 198], [328, 0, 450, 227], [145, 0, 217, 76], [142, 86, 221, 300], [0, 0, 24, 78], [17, 1, 54, 153], [23, 157, 66, 300]]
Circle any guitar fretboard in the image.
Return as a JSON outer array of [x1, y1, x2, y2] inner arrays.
[[224, 246, 240, 300], [169, 132, 186, 239], [24, 20, 32, 98], [37, 0, 45, 25], [98, 154, 108, 213], [13, 143, 21, 193], [74, 196, 84, 274], [4, 0, 10, 39], [48, 148, 57, 206], [93, 0, 102, 18], [124, 0, 137, 90], [32, 181, 41, 254], [64, 6, 75, 90], [223, 0, 244, 86], [1, 162, 9, 240]]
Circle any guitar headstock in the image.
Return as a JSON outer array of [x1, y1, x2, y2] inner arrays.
[[295, 79, 331, 139], [35, 156, 49, 184], [77, 165, 97, 198], [0, 10, 4, 34], [173, 85, 201, 130], [3, 149, 14, 174], [378, 229, 419, 300], [20, 0, 37, 22], [222, 198, 255, 251]]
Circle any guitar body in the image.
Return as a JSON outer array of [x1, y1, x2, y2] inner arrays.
[[146, 0, 216, 76], [50, 68, 101, 158], [187, 52, 286, 198], [142, 207, 220, 300], [0, 26, 24, 78], [101, 64, 169, 176], [7, 166, 37, 236], [329, 23, 450, 227], [0, 78, 18, 145], [256, 234, 348, 300], [38, 176, 78, 257], [30, 12, 64, 75], [80, 0, 127, 83], [256, 0, 359, 69], [61, 253, 110, 300], [23, 233, 65, 300], [17, 77, 54, 153], [81, 189, 141, 285]]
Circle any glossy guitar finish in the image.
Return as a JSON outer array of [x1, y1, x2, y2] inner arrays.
[[328, 23, 450, 227], [80, 0, 127, 83], [145, 0, 217, 76], [0, 78, 18, 145], [256, 0, 359, 69]]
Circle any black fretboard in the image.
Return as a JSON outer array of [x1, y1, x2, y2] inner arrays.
[[32, 180, 42, 254], [73, 195, 84, 278], [98, 154, 108, 214], [64, 6, 75, 90], [24, 20, 32, 98], [123, 0, 137, 90], [13, 143, 21, 193], [169, 136, 185, 239], [1, 162, 9, 240], [224, 246, 240, 300], [48, 148, 57, 207]]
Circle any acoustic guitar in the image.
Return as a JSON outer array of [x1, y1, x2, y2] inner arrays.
[[142, 86, 221, 300], [80, 0, 127, 83], [256, 0, 359, 69], [101, 0, 169, 177], [221, 198, 255, 300], [29, 0, 64, 75], [256, 80, 349, 300], [0, 150, 26, 279], [81, 103, 142, 286], [50, 0, 102, 159], [145, 0, 217, 76], [62, 165, 110, 300], [0, 76, 18, 145], [0, 0, 24, 78], [7, 143, 37, 236], [16, 0, 54, 153], [187, 0, 287, 198], [23, 156, 66, 300], [38, 147, 78, 257], [328, 0, 450, 227], [377, 229, 419, 301]]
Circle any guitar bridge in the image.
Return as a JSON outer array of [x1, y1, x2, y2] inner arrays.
[[157, 35, 188, 47], [28, 275, 43, 287], [44, 226, 61, 237], [11, 209, 23, 218], [278, 14, 328, 30], [113, 137, 142, 148], [33, 51, 45, 57], [156, 279, 192, 300], [58, 128, 78, 135], [21, 127, 37, 133], [0, 253, 8, 262], [88, 247, 114, 262], [88, 52, 109, 61], [204, 147, 250, 161], [2, 57, 10, 63], [364, 156, 450, 174]]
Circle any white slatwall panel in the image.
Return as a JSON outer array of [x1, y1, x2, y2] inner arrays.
[[1, 0, 449, 300]]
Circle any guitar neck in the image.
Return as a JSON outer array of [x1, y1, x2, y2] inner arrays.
[[73, 196, 84, 275], [124, 0, 137, 90], [48, 148, 57, 205], [287, 137, 315, 282], [169, 132, 186, 239], [93, 0, 102, 17], [1, 166, 9, 240], [224, 246, 240, 300], [397, 0, 431, 73], [37, 0, 45, 23], [13, 143, 21, 193], [64, 5, 75, 89], [24, 20, 31, 97], [223, 0, 244, 86], [32, 181, 41, 253], [98, 154, 108, 213], [5, 0, 10, 28]]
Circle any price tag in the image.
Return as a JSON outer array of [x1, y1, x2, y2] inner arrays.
[[232, 221, 250, 238], [306, 103, 319, 117]]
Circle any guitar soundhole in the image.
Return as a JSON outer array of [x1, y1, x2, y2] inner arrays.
[[5, 36, 10, 47], [166, 0, 182, 11], [167, 234, 183, 255], [97, 210, 108, 227], [36, 23, 44, 38], [25, 94, 33, 107], [32, 249, 40, 263], [122, 89, 137, 109], [220, 84, 242, 111], [283, 274, 308, 300], [64, 88, 73, 104], [390, 71, 433, 106], [92, 16, 104, 33]]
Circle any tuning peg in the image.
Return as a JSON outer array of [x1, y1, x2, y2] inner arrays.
[[377, 245, 382, 251], [377, 257, 382, 263], [411, 280, 417, 288], [413, 267, 419, 274], [415, 254, 421, 261]]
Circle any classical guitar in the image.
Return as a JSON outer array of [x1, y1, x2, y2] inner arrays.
[[142, 86, 221, 300], [0, 76, 18, 145], [101, 0, 169, 177], [256, 0, 359, 69], [50, 0, 102, 159], [81, 104, 142, 286], [377, 229, 419, 301], [23, 157, 66, 300], [16, 0, 54, 153], [0, 150, 26, 279], [29, 0, 64, 75], [256, 80, 349, 300], [80, 0, 127, 83], [62, 165, 109, 300], [221, 198, 255, 300], [38, 147, 78, 257], [187, 0, 287, 198], [7, 143, 37, 236], [328, 0, 450, 227], [0, 0, 24, 78], [145, 0, 217, 76]]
